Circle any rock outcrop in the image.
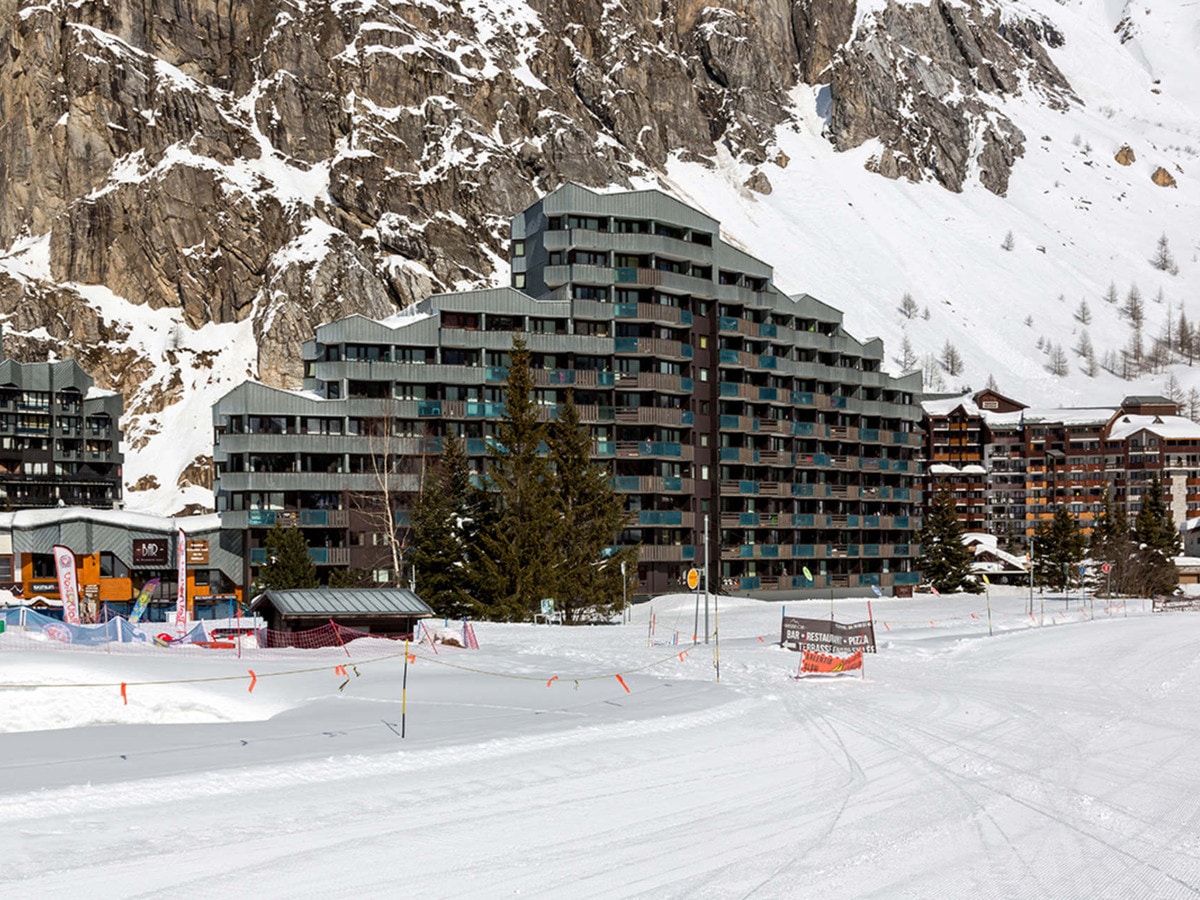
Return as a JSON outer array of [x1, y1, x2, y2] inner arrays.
[[0, 0, 1079, 428]]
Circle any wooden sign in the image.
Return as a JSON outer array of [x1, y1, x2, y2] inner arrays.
[[185, 540, 210, 565]]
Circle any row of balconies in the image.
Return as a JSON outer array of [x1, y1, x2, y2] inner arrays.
[[719, 481, 917, 501], [249, 547, 351, 566], [718, 512, 913, 529], [719, 542, 916, 561]]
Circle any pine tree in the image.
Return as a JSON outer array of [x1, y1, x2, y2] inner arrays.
[[470, 336, 562, 621], [940, 340, 963, 376], [409, 434, 477, 618], [1132, 474, 1180, 596], [1179, 309, 1194, 364], [1032, 506, 1085, 592], [985, 372, 999, 391], [1104, 281, 1119, 304], [1152, 233, 1176, 272], [1001, 230, 1015, 251], [1049, 343, 1069, 376], [1189, 387, 1200, 422], [899, 334, 918, 371], [547, 393, 636, 623], [900, 293, 919, 319], [918, 486, 982, 593], [1090, 492, 1135, 596], [255, 525, 319, 593], [1125, 284, 1145, 328], [1075, 300, 1092, 325]]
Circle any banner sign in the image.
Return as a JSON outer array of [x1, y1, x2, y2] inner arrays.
[[53, 545, 80, 625], [128, 577, 161, 625], [132, 538, 169, 567], [781, 616, 876, 654], [799, 648, 864, 675], [185, 540, 210, 565], [175, 528, 188, 636]]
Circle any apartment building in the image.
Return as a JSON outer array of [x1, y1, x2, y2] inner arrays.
[[923, 390, 1200, 547], [0, 336, 123, 511], [213, 184, 924, 598]]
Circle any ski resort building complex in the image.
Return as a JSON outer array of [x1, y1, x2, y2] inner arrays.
[[212, 185, 924, 598]]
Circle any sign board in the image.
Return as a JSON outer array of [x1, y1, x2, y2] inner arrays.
[[83, 584, 100, 599], [132, 538, 169, 567], [781, 616, 877, 654], [1101, 563, 1111, 574], [540, 597, 555, 615], [686, 568, 700, 590], [186, 540, 210, 565]]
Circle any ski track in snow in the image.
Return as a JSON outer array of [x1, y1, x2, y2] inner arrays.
[[2, 590, 1200, 898]]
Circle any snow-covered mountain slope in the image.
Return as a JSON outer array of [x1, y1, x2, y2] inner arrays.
[[0, 0, 1197, 515]]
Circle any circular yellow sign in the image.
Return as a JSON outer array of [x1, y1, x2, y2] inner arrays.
[[686, 568, 700, 590]]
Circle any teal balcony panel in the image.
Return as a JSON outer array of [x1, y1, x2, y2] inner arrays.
[[792, 422, 814, 436], [758, 356, 778, 370], [739, 512, 758, 527], [739, 480, 758, 494], [760, 544, 780, 559], [663, 476, 682, 491], [792, 391, 814, 406], [248, 510, 277, 527], [614, 303, 638, 317], [792, 545, 815, 559], [719, 349, 740, 364], [895, 572, 920, 585], [863, 544, 881, 557], [791, 514, 814, 527], [739, 576, 760, 590], [792, 484, 815, 497], [758, 323, 777, 338], [719, 415, 741, 429], [681, 411, 694, 426], [614, 337, 639, 353], [758, 386, 778, 401], [860, 428, 880, 441], [417, 401, 442, 417], [598, 372, 616, 386], [718, 316, 740, 332], [719, 447, 741, 462]]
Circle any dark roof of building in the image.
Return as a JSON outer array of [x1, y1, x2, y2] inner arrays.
[[250, 588, 435, 618]]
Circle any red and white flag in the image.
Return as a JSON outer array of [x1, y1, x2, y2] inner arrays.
[[53, 545, 80, 625], [175, 527, 188, 636]]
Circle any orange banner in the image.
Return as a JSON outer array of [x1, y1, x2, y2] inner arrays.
[[799, 649, 863, 675]]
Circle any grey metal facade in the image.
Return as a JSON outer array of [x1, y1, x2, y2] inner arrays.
[[212, 184, 924, 598], [0, 347, 124, 510]]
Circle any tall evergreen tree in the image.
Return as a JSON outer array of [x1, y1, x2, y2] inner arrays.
[[1033, 506, 1085, 592], [1132, 474, 1181, 596], [470, 337, 561, 620], [255, 525, 319, 593], [547, 393, 637, 623], [1090, 491, 1135, 596], [918, 486, 981, 593], [409, 434, 477, 618]]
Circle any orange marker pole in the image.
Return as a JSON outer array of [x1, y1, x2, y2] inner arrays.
[[615, 674, 630, 693], [247, 669, 257, 693]]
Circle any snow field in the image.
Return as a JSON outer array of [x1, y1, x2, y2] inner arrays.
[[1, 587, 1199, 897]]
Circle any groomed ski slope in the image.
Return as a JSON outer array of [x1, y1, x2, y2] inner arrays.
[[2, 587, 1199, 898]]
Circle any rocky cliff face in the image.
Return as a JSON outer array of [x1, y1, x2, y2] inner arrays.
[[0, 0, 1080, 505]]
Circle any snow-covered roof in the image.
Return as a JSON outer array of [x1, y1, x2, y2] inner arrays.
[[0, 507, 221, 534], [1106, 415, 1200, 442], [921, 392, 977, 416]]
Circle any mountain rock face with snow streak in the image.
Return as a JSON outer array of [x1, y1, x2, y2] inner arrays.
[[0, 0, 1196, 514]]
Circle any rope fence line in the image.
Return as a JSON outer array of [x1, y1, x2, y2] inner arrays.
[[0, 643, 708, 695]]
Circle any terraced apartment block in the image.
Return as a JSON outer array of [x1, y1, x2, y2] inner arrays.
[[213, 185, 924, 597]]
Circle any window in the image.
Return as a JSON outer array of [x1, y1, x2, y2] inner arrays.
[[513, 273, 526, 289], [193, 569, 210, 586], [0, 556, 12, 581], [99, 552, 129, 579], [512, 241, 525, 257], [699, 336, 708, 349], [701, 465, 710, 481]]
